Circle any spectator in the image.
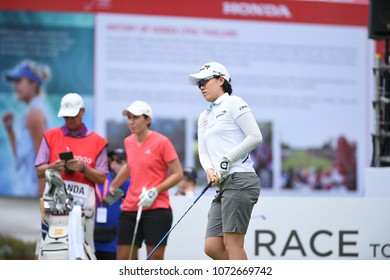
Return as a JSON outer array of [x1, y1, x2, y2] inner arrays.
[[175, 167, 197, 197], [94, 148, 130, 260]]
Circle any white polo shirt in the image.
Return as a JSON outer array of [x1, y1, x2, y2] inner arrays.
[[197, 93, 255, 174]]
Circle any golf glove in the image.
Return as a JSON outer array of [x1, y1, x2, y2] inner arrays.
[[216, 157, 230, 184], [138, 187, 158, 207]]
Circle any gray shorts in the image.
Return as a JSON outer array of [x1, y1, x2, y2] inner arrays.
[[205, 172, 260, 238]]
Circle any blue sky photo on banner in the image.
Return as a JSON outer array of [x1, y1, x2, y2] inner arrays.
[[0, 11, 94, 197]]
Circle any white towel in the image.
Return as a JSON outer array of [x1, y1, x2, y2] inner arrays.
[[68, 204, 85, 260]]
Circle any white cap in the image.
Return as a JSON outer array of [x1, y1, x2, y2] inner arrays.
[[122, 100, 153, 119], [188, 62, 231, 85], [57, 93, 85, 117]]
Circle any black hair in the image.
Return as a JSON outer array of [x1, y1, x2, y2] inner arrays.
[[222, 79, 232, 95], [108, 148, 126, 161]]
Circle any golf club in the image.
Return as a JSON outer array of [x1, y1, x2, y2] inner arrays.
[[146, 180, 213, 260], [129, 204, 143, 260]]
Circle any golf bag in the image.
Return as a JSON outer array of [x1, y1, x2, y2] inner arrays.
[[37, 169, 96, 260]]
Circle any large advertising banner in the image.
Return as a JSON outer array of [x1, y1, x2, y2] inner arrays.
[[0, 11, 94, 197], [95, 7, 370, 196]]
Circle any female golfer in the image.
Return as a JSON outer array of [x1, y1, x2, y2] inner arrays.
[[3, 60, 52, 197], [188, 62, 262, 260], [109, 100, 183, 260]]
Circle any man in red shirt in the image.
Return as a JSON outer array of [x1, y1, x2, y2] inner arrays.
[[35, 93, 108, 257]]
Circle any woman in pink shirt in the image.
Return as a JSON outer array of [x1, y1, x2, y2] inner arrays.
[[109, 100, 183, 260]]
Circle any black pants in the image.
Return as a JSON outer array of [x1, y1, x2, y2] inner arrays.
[[95, 250, 117, 260]]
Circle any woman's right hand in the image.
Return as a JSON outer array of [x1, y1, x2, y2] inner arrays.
[[206, 168, 217, 187]]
